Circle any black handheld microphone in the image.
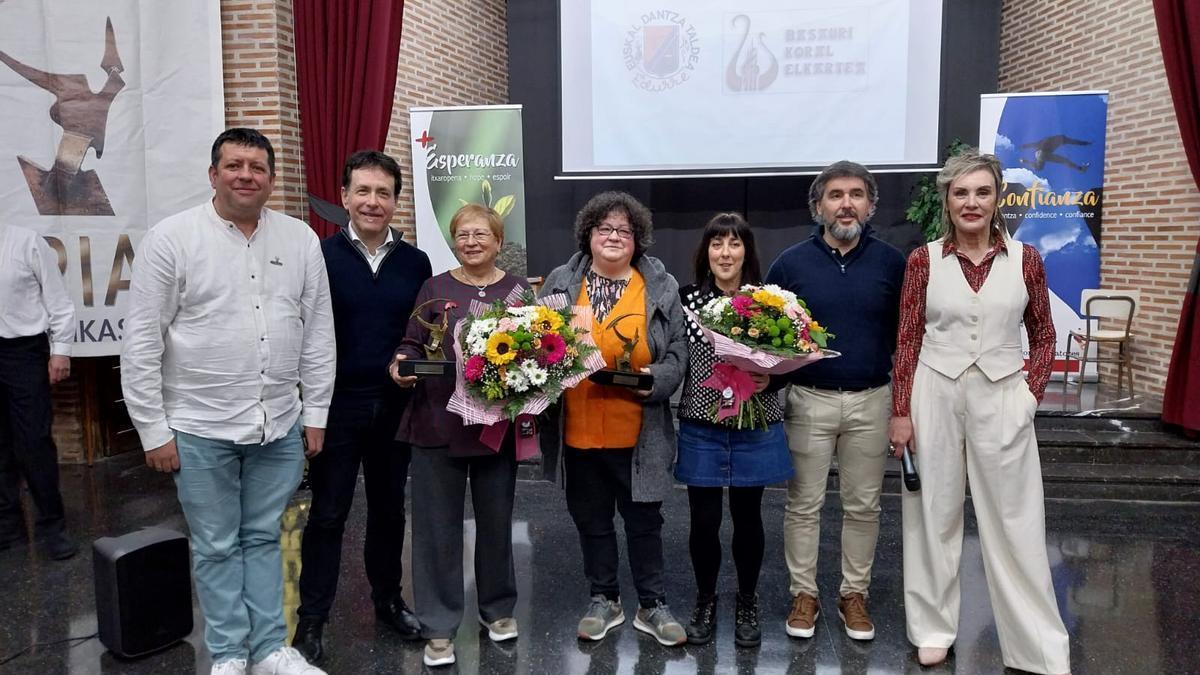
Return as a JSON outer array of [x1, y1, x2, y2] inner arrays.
[[900, 446, 921, 492]]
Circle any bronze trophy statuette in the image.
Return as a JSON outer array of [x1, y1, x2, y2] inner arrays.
[[588, 312, 654, 389], [394, 298, 456, 377], [1, 17, 125, 216]]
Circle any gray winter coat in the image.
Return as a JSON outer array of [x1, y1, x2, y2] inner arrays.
[[538, 252, 687, 502]]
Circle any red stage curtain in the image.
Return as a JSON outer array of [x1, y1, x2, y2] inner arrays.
[[1154, 0, 1200, 432], [294, 0, 405, 238]]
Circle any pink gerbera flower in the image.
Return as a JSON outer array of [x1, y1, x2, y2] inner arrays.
[[464, 354, 486, 382], [730, 294, 755, 318], [538, 333, 568, 365]]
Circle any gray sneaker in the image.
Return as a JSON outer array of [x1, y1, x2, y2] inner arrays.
[[577, 595, 625, 641], [633, 601, 687, 646]]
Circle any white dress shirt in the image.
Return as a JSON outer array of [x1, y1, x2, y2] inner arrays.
[[0, 224, 75, 355], [121, 201, 336, 451], [347, 223, 395, 274]]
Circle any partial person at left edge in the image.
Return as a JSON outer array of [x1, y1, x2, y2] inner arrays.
[[291, 151, 432, 664], [121, 127, 334, 675], [0, 222, 78, 560]]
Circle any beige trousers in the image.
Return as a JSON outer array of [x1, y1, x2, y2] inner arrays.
[[783, 384, 890, 597], [903, 363, 1070, 674]]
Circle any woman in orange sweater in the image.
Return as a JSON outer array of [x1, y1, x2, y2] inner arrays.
[[539, 191, 689, 648]]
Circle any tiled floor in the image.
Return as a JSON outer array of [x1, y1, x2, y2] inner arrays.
[[1, 450, 1197, 674]]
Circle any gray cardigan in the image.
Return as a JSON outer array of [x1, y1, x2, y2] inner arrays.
[[538, 252, 687, 502]]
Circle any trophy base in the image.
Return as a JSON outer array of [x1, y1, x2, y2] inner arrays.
[[395, 360, 454, 377], [588, 369, 654, 389]]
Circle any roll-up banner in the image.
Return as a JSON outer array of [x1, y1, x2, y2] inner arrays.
[[0, 1, 225, 357], [409, 105, 528, 276], [979, 91, 1107, 375]]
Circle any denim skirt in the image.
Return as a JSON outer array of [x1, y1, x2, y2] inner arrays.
[[674, 420, 793, 488]]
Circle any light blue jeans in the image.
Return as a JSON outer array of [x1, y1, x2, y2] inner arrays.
[[173, 424, 305, 663]]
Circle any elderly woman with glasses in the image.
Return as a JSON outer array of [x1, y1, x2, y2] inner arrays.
[[539, 191, 689, 648], [389, 203, 530, 668], [889, 151, 1069, 673]]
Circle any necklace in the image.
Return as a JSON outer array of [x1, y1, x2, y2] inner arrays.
[[458, 267, 497, 297]]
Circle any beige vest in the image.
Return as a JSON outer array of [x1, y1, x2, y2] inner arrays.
[[918, 237, 1027, 382]]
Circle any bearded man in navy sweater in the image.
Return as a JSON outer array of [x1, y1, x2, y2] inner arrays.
[[765, 161, 906, 645], [293, 151, 431, 663]]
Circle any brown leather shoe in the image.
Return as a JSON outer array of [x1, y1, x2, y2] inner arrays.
[[837, 592, 875, 640], [785, 593, 819, 638]]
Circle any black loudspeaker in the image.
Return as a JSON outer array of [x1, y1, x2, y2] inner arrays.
[[93, 528, 193, 658]]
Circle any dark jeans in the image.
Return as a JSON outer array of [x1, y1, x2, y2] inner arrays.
[[298, 395, 411, 620], [410, 442, 518, 638], [687, 485, 766, 596], [0, 335, 65, 542], [564, 446, 666, 608]]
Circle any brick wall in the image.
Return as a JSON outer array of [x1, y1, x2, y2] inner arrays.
[[384, 0, 510, 242], [999, 0, 1200, 398], [220, 0, 306, 218]]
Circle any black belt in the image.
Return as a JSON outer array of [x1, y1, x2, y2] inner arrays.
[[0, 333, 48, 348]]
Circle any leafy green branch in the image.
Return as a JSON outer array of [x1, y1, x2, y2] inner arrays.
[[906, 140, 972, 242]]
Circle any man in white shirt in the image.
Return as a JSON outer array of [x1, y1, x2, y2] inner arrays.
[[0, 223, 77, 560], [121, 128, 334, 675]]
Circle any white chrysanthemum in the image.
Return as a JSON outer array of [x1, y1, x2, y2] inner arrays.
[[520, 360, 549, 386], [467, 335, 488, 355], [701, 296, 728, 320], [467, 317, 497, 341], [506, 368, 530, 393], [760, 284, 798, 305]]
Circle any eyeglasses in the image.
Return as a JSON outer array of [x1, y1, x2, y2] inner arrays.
[[454, 230, 493, 243], [595, 225, 634, 240]]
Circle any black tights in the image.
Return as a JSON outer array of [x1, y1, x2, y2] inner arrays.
[[687, 485, 766, 596]]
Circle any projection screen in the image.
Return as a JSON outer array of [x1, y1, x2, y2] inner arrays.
[[560, 0, 945, 175]]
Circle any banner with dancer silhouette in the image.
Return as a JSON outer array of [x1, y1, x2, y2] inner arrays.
[[979, 91, 1108, 372], [0, 2, 223, 356]]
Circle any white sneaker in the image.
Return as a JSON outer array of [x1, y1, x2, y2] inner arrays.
[[480, 616, 519, 641], [250, 646, 327, 675], [424, 638, 456, 667], [212, 659, 248, 675]]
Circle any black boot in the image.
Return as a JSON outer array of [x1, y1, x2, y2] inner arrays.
[[41, 531, 77, 560], [685, 593, 717, 645], [734, 592, 761, 647], [291, 617, 325, 663], [376, 595, 422, 640]]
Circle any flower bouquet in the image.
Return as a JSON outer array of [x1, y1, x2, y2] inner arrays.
[[447, 287, 606, 457], [684, 284, 837, 429]]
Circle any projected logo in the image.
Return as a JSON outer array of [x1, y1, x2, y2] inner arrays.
[[725, 14, 778, 92], [622, 10, 699, 92], [0, 17, 125, 216]]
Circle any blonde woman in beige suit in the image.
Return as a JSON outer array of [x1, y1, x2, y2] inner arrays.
[[888, 151, 1070, 674]]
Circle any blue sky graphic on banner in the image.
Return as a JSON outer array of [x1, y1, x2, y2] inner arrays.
[[980, 92, 1107, 363]]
